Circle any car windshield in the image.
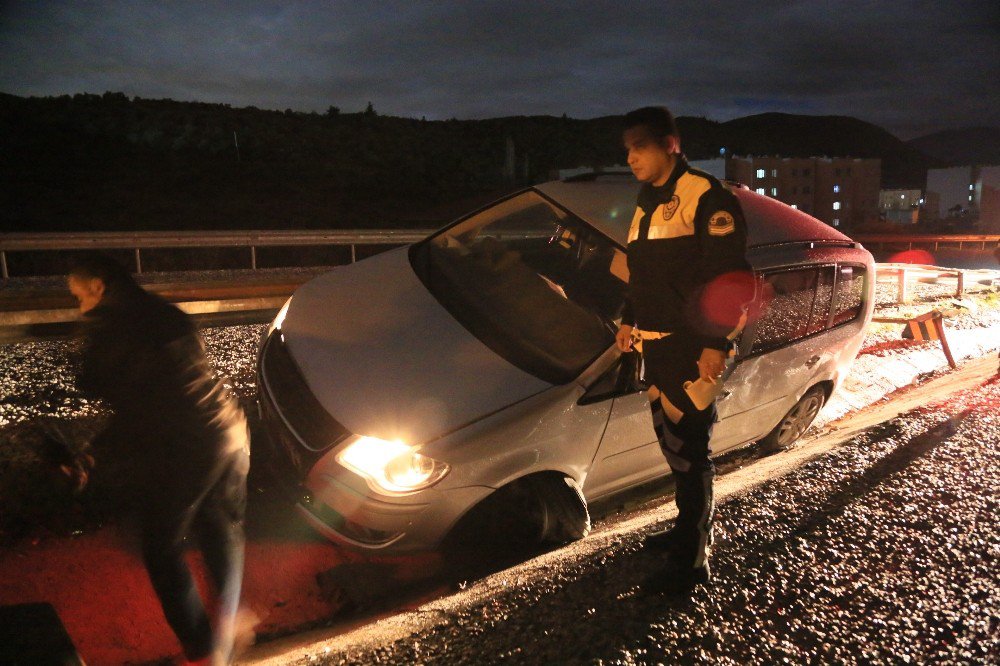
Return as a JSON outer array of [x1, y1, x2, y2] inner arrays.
[[410, 191, 627, 385]]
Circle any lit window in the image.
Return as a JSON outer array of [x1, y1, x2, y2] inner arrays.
[[969, 195, 973, 201], [919, 198, 924, 204], [755, 187, 766, 195], [756, 169, 766, 179], [899, 194, 904, 199], [832, 218, 840, 226], [833, 201, 841, 210], [834, 184, 840, 193], [771, 169, 778, 177], [770, 187, 778, 196], [969, 184, 974, 190]]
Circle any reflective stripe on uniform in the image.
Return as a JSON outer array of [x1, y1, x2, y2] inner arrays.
[[693, 468, 715, 569]]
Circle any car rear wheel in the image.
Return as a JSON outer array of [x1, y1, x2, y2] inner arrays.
[[759, 385, 826, 452]]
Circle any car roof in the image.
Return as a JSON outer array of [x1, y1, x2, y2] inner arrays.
[[534, 174, 855, 248]]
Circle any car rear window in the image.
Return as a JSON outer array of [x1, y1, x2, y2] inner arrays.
[[832, 265, 866, 326]]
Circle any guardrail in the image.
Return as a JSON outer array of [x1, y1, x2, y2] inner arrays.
[[854, 234, 1000, 251], [0, 229, 437, 279], [875, 263, 1000, 304]]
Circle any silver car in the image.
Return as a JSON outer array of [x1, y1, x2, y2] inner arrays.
[[256, 175, 874, 552]]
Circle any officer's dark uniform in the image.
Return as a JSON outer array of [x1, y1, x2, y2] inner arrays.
[[78, 283, 249, 662], [623, 156, 751, 573]]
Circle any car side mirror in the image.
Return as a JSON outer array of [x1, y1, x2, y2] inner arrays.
[[578, 351, 646, 405]]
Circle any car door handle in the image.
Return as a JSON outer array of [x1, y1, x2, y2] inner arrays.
[[805, 355, 821, 368]]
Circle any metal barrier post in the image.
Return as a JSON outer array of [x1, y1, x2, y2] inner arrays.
[[251, 245, 257, 270], [897, 268, 909, 304], [1, 250, 8, 279], [351, 244, 356, 263], [134, 248, 142, 274], [933, 313, 957, 369], [955, 271, 964, 298]]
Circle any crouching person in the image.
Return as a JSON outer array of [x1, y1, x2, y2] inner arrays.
[[68, 252, 250, 664]]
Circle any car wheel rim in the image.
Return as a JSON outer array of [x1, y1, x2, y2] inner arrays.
[[777, 394, 823, 446]]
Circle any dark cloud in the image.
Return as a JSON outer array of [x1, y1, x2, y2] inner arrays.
[[1, 0, 997, 137]]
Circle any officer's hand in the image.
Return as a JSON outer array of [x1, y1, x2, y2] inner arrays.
[[616, 324, 634, 353], [697, 348, 726, 383]]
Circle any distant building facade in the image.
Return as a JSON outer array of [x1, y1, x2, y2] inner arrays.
[[978, 166, 1000, 233], [689, 158, 727, 181], [879, 188, 923, 224], [728, 156, 881, 229], [925, 164, 1000, 231], [926, 166, 978, 219]]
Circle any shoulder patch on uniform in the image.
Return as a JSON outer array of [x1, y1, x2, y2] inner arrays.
[[708, 210, 735, 236], [662, 195, 680, 220]]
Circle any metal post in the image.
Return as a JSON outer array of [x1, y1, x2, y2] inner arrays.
[[251, 245, 257, 270], [351, 244, 356, 263], [955, 271, 964, 298], [1, 250, 8, 279], [934, 313, 957, 369], [897, 268, 909, 304], [134, 248, 142, 274]]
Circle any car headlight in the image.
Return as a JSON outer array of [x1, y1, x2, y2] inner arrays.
[[335, 436, 450, 495]]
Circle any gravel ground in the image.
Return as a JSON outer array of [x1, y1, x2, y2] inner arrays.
[[313, 374, 1000, 666]]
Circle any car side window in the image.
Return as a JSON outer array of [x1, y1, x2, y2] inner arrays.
[[751, 267, 831, 353], [807, 267, 836, 335], [831, 265, 866, 326]]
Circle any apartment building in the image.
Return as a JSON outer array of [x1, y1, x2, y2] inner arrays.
[[924, 164, 1000, 231], [728, 156, 881, 229], [879, 188, 923, 224]]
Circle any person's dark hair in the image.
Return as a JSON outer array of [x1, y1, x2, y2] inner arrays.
[[68, 252, 140, 296], [623, 106, 680, 140]]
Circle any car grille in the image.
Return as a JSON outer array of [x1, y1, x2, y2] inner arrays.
[[259, 330, 352, 457]]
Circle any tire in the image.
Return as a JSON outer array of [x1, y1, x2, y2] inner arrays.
[[528, 475, 591, 544], [446, 474, 591, 552], [759, 385, 826, 452]]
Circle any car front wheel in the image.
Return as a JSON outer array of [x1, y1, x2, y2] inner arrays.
[[446, 473, 591, 553]]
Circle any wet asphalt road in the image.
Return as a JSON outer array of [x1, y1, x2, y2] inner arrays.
[[308, 375, 1000, 665]]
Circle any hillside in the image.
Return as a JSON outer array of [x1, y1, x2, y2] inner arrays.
[[1, 93, 940, 232], [908, 127, 1000, 166]]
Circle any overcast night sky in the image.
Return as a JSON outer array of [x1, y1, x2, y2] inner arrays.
[[1, 1, 997, 139]]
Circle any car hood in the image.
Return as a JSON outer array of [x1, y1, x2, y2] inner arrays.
[[280, 247, 553, 445]]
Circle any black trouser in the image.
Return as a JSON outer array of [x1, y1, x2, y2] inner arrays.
[[641, 334, 717, 570], [141, 442, 249, 662]]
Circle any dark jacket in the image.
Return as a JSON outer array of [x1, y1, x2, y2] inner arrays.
[[622, 157, 752, 350], [78, 286, 246, 476]]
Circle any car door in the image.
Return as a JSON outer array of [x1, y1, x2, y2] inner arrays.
[[575, 350, 663, 500]]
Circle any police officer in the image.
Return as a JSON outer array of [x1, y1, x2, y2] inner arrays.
[[68, 252, 250, 664], [617, 107, 752, 592]]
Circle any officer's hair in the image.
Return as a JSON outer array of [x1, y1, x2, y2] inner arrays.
[[623, 106, 680, 141], [69, 252, 138, 292]]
